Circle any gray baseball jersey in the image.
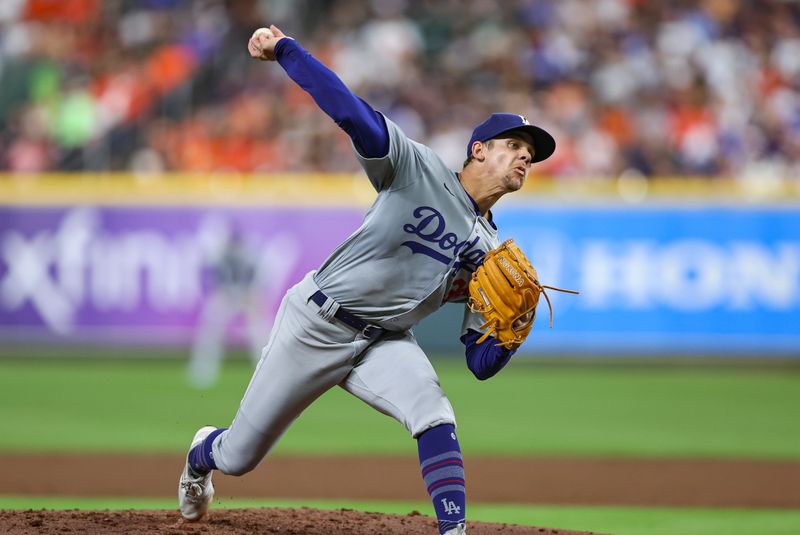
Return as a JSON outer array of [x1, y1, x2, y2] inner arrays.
[[315, 116, 500, 334]]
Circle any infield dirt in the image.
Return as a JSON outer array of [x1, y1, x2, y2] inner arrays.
[[0, 508, 606, 534], [2, 453, 798, 534]]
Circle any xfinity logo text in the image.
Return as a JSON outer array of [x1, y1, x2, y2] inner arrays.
[[0, 208, 298, 334]]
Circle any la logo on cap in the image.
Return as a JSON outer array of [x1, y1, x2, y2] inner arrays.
[[519, 115, 530, 125]]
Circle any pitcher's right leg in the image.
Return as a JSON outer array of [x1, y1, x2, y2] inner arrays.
[[178, 274, 372, 520], [205, 279, 372, 476]]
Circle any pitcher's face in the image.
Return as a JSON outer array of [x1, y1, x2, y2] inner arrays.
[[483, 135, 535, 192]]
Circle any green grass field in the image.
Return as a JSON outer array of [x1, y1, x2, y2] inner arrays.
[[1, 355, 798, 457], [1, 353, 799, 535]]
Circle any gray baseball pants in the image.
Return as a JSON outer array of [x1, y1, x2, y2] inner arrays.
[[210, 271, 456, 476]]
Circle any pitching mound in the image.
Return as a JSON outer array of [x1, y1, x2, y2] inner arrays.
[[0, 507, 605, 534]]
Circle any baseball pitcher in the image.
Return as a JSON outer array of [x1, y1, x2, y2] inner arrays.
[[178, 25, 573, 535]]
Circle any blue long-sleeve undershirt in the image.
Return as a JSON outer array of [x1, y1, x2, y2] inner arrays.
[[275, 39, 510, 380], [275, 38, 389, 158], [461, 330, 516, 380]]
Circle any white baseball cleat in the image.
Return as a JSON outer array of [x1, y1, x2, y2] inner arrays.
[[178, 426, 218, 521], [443, 522, 467, 535]]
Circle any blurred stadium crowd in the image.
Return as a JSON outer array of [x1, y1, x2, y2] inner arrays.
[[1, 0, 799, 181]]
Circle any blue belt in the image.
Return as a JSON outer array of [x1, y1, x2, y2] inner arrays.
[[310, 290, 387, 339]]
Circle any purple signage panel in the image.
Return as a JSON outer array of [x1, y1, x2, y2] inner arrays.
[[0, 206, 363, 345]]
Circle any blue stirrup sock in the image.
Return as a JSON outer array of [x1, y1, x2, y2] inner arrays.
[[417, 424, 466, 534], [187, 428, 227, 476]]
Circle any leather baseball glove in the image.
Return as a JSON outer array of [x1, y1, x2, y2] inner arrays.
[[468, 239, 578, 349]]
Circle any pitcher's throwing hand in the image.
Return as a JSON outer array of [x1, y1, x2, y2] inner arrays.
[[247, 25, 288, 61]]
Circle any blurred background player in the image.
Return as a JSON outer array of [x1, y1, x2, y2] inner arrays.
[[188, 226, 268, 389]]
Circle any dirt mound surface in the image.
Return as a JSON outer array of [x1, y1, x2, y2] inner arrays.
[[0, 508, 605, 534]]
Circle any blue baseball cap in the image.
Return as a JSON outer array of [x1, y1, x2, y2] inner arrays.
[[467, 113, 556, 163]]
